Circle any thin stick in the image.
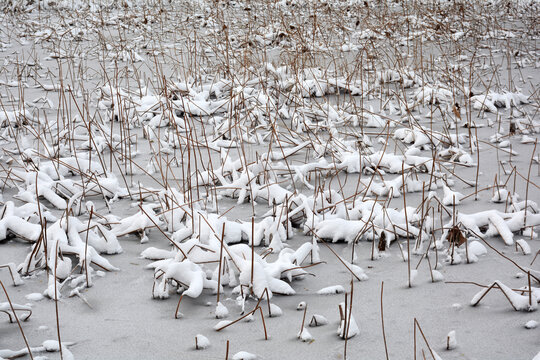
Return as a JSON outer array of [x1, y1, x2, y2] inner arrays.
[[84, 209, 93, 287], [217, 222, 226, 303], [344, 279, 354, 358], [299, 303, 307, 337], [54, 241, 63, 360], [308, 230, 364, 281], [380, 281, 389, 360], [251, 217, 255, 286], [171, 290, 183, 319], [258, 306, 268, 340], [528, 271, 532, 307], [138, 204, 188, 258], [524, 139, 537, 229]]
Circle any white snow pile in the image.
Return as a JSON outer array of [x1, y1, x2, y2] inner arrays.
[[146, 230, 321, 302], [297, 327, 314, 342], [0, 199, 121, 297], [309, 314, 329, 327], [446, 330, 457, 350], [524, 320, 538, 329], [317, 285, 345, 295], [0, 340, 75, 360], [195, 334, 210, 350], [337, 314, 359, 340], [471, 91, 529, 113], [471, 281, 538, 312], [232, 351, 258, 360], [442, 202, 540, 247]]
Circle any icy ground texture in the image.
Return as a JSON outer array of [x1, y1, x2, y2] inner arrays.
[[0, 0, 539, 359]]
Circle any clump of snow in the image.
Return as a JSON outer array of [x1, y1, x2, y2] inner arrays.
[[309, 314, 329, 327], [442, 185, 464, 206], [471, 281, 538, 312], [215, 302, 229, 319], [269, 303, 282, 317], [409, 269, 418, 286], [491, 188, 510, 203], [297, 327, 313, 342], [42, 340, 62, 352], [446, 330, 457, 350], [213, 320, 232, 330], [431, 270, 444, 282], [1, 263, 23, 285], [25, 293, 44, 301], [232, 351, 257, 360], [524, 320, 538, 329], [337, 314, 359, 339], [516, 239, 531, 254], [195, 334, 210, 349], [468, 241, 487, 256], [317, 285, 345, 295]]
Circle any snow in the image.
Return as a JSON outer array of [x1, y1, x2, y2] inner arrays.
[[317, 285, 345, 295], [0, 263, 23, 285], [215, 302, 229, 319], [468, 241, 487, 256], [409, 269, 418, 286], [446, 330, 457, 350], [471, 281, 538, 312], [516, 239, 531, 254], [442, 185, 464, 206], [431, 270, 444, 282], [155, 259, 209, 299], [213, 320, 232, 330], [232, 351, 258, 360], [195, 334, 210, 349], [0, 0, 539, 359], [524, 320, 538, 329], [488, 214, 515, 245], [337, 315, 359, 339], [25, 293, 44, 301], [297, 327, 314, 342], [269, 303, 283, 317], [309, 314, 329, 327]]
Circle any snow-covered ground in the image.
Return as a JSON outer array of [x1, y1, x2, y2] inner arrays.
[[0, 0, 539, 359]]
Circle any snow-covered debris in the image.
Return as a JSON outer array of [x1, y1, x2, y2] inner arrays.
[[471, 281, 538, 311], [232, 351, 257, 360], [446, 330, 457, 350], [297, 327, 313, 342], [269, 303, 282, 317], [442, 185, 464, 206], [309, 314, 329, 327], [0, 263, 23, 285], [524, 320, 538, 329], [195, 334, 210, 349], [337, 314, 359, 339], [215, 302, 229, 319], [317, 285, 345, 295], [153, 259, 216, 299], [25, 293, 44, 301]]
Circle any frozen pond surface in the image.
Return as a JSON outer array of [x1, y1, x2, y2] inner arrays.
[[0, 1, 539, 359]]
